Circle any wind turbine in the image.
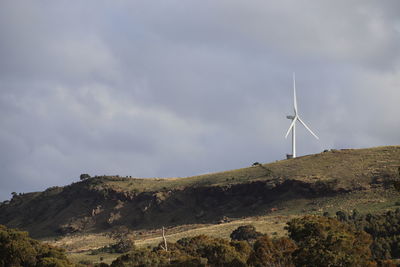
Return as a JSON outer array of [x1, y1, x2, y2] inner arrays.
[[285, 73, 319, 158]]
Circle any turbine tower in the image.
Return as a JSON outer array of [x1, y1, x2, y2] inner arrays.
[[285, 73, 319, 158]]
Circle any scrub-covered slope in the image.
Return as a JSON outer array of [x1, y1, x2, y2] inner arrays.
[[0, 146, 399, 238]]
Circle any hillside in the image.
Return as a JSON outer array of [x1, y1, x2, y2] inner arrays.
[[0, 146, 399, 240]]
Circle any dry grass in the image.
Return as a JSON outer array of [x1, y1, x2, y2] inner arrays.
[[99, 146, 400, 193], [134, 215, 293, 248], [44, 233, 118, 264], [52, 214, 293, 264], [45, 233, 116, 253]]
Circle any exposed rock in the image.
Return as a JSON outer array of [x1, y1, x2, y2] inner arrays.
[[107, 212, 122, 225], [91, 205, 103, 216]]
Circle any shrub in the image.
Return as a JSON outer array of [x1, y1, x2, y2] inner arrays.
[[174, 235, 249, 266], [91, 238, 135, 255], [80, 174, 91, 180], [169, 255, 206, 266], [336, 210, 348, 222], [110, 248, 170, 267], [230, 225, 263, 242], [37, 257, 73, 267]]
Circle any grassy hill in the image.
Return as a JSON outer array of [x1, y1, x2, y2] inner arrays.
[[1, 145, 399, 264], [1, 146, 399, 236], [83, 146, 399, 191]]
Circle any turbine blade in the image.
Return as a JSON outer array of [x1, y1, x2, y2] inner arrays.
[[293, 73, 298, 115], [285, 118, 297, 138], [298, 117, 319, 139]]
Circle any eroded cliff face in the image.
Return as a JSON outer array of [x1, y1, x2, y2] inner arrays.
[[0, 176, 352, 238]]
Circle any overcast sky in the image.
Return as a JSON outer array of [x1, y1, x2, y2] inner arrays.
[[0, 1, 399, 201]]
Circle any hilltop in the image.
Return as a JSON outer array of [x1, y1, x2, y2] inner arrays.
[[0, 146, 399, 240]]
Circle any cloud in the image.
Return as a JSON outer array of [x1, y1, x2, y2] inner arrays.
[[0, 0, 399, 200]]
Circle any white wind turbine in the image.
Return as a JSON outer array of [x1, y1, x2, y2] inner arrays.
[[285, 73, 319, 158]]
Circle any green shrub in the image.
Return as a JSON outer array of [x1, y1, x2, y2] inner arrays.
[[111, 235, 251, 266], [37, 257, 73, 267], [286, 215, 374, 267], [174, 235, 249, 266], [110, 248, 170, 267], [80, 174, 91, 180], [92, 238, 135, 254], [230, 225, 262, 242]]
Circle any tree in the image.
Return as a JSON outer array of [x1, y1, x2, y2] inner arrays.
[[247, 235, 296, 267], [175, 235, 250, 266], [286, 215, 375, 267], [80, 174, 91, 180], [110, 248, 170, 267], [0, 224, 74, 267]]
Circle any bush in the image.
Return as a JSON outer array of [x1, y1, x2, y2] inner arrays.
[[92, 238, 135, 255], [110, 248, 170, 267], [80, 174, 91, 180], [37, 257, 73, 267], [336, 210, 348, 222], [169, 255, 206, 266], [175, 235, 250, 266], [230, 225, 262, 242]]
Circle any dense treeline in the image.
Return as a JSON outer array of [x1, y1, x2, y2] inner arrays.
[[336, 208, 400, 261], [110, 234, 297, 267], [4, 211, 400, 266], [109, 216, 378, 267]]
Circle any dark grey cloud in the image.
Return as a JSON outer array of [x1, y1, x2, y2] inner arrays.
[[0, 0, 399, 200]]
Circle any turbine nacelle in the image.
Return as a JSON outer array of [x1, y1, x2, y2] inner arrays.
[[286, 115, 295, 120]]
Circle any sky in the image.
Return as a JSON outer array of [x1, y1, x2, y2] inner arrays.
[[0, 1, 399, 201]]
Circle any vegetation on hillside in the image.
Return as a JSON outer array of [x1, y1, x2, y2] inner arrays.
[[6, 211, 400, 266], [84, 146, 400, 193], [334, 208, 400, 261], [1, 146, 400, 265], [98, 215, 385, 266], [287, 215, 374, 266], [0, 225, 74, 267], [0, 146, 398, 238]]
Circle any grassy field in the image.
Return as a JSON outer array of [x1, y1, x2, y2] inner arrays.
[[95, 146, 400, 193]]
